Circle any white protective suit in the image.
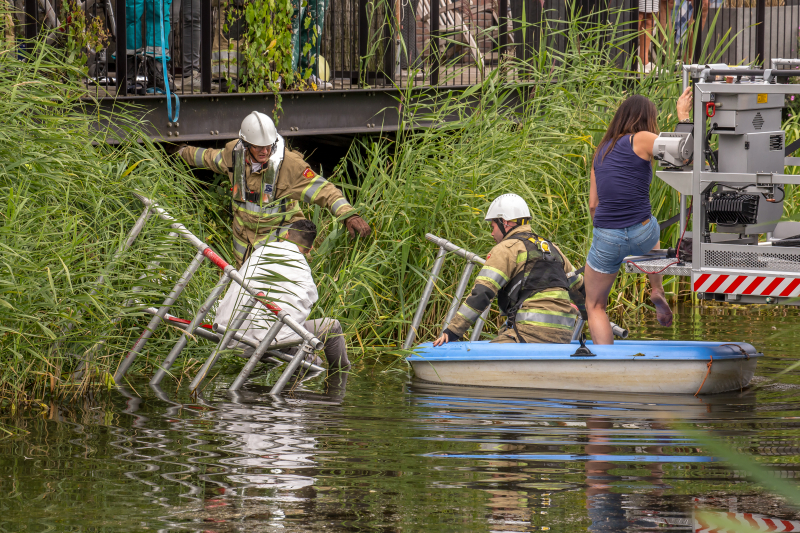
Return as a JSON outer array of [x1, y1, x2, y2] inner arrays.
[[214, 240, 316, 346]]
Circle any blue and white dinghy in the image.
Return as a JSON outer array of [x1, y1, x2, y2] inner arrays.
[[409, 340, 761, 395]]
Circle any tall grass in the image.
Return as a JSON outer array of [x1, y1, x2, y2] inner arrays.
[[0, 41, 226, 402]]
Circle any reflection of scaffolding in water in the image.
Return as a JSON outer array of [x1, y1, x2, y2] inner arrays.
[[103, 374, 349, 527], [108, 193, 326, 395]]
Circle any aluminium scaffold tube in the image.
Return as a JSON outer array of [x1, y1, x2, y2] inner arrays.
[[213, 324, 314, 364], [215, 324, 323, 373], [189, 295, 257, 391], [470, 308, 489, 342], [114, 250, 206, 382], [442, 262, 476, 331], [229, 321, 285, 391], [150, 274, 233, 386], [152, 316, 282, 368], [403, 246, 447, 350], [403, 234, 489, 350], [570, 319, 585, 341], [134, 194, 323, 353], [154, 312, 222, 342], [425, 233, 486, 266], [143, 308, 323, 373], [270, 342, 314, 395]]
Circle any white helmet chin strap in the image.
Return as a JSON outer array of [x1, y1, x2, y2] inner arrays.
[[494, 218, 513, 238]]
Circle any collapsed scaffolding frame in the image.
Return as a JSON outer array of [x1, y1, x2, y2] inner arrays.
[[108, 193, 327, 395]]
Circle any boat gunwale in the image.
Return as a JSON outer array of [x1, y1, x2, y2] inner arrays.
[[409, 341, 763, 363]]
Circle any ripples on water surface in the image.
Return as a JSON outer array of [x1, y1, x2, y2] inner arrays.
[[1, 306, 800, 532]]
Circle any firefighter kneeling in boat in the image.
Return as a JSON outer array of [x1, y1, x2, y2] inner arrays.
[[433, 194, 584, 346], [175, 111, 372, 268]]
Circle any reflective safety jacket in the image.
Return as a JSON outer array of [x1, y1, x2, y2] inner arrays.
[[178, 137, 355, 226], [446, 224, 583, 340]]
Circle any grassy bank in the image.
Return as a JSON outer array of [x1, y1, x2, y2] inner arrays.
[[4, 5, 800, 400], [0, 44, 225, 402]]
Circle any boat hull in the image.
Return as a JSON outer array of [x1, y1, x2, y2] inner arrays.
[[409, 341, 761, 395]]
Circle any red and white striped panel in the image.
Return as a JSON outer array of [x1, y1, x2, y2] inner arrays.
[[695, 512, 800, 532], [693, 273, 800, 297]]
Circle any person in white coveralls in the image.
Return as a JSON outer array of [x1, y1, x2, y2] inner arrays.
[[214, 219, 349, 369]]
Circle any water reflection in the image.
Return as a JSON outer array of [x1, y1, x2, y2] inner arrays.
[[0, 308, 799, 532], [410, 382, 769, 532]]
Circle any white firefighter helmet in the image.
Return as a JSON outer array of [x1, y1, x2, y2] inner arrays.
[[239, 111, 278, 147], [484, 193, 531, 221]]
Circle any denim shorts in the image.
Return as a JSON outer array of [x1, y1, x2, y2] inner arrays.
[[586, 215, 660, 274]]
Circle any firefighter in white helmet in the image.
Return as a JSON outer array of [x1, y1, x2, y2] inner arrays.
[[176, 111, 371, 268], [433, 193, 584, 346]]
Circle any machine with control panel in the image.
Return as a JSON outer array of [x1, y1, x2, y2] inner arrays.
[[627, 60, 800, 305]]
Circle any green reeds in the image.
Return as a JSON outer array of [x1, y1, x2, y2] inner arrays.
[[0, 40, 226, 401]]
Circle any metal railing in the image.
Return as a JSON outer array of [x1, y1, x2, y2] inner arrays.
[[404, 233, 632, 348], [402, 233, 490, 349], [10, 0, 799, 100], [107, 193, 326, 395]]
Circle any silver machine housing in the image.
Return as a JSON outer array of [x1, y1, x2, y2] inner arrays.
[[654, 131, 694, 168], [650, 62, 800, 306]]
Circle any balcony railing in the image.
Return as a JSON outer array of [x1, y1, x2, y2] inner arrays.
[[10, 0, 800, 98]]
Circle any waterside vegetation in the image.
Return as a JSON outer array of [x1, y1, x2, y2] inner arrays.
[[0, 43, 226, 403], [2, 6, 800, 402]]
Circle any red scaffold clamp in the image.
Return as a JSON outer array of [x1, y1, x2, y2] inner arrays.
[[706, 101, 716, 118]]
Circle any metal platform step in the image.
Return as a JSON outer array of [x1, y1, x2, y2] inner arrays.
[[623, 258, 692, 277]]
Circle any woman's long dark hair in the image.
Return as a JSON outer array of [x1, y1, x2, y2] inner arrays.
[[594, 95, 659, 166]]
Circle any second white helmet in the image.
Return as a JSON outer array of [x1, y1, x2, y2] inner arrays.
[[239, 111, 278, 146], [484, 193, 531, 221]]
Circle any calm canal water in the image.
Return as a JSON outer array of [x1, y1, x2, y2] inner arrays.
[[2, 305, 800, 532]]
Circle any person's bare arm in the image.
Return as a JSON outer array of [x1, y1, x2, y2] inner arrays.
[[589, 167, 599, 221], [632, 131, 659, 160], [676, 85, 692, 121]]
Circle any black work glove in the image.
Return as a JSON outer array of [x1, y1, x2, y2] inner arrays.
[[442, 328, 462, 342]]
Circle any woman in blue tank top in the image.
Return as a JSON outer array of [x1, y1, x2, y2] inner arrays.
[[585, 88, 692, 344]]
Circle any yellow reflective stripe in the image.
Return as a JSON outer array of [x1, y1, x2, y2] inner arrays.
[[526, 290, 570, 301], [516, 320, 574, 331], [212, 151, 224, 172], [232, 235, 248, 255], [331, 198, 351, 215], [569, 274, 582, 288], [254, 230, 283, 248], [516, 310, 577, 329], [233, 214, 279, 233], [302, 177, 328, 203], [476, 266, 509, 290], [516, 251, 527, 264], [194, 147, 206, 167], [234, 200, 285, 217], [456, 303, 480, 324]]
